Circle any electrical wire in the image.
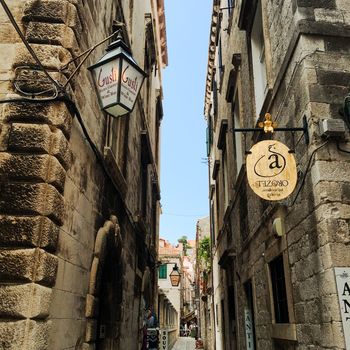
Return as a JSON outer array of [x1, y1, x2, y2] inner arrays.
[[291, 141, 328, 206], [337, 142, 350, 154], [0, 0, 62, 92], [274, 49, 322, 122]]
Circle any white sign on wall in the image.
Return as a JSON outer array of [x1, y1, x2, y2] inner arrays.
[[244, 308, 255, 350], [160, 329, 168, 350], [335, 267, 350, 349]]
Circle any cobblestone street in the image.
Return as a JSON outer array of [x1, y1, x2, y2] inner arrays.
[[171, 337, 196, 350]]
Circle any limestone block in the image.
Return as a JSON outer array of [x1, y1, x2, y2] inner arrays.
[[321, 294, 342, 322], [318, 244, 333, 270], [315, 9, 344, 23], [25, 22, 79, 57], [317, 218, 350, 247], [316, 68, 350, 86], [85, 293, 99, 318], [88, 257, 100, 296], [318, 269, 337, 295], [55, 256, 89, 295], [0, 248, 58, 286], [294, 303, 306, 323], [299, 275, 319, 301], [8, 123, 52, 153], [14, 43, 73, 73], [319, 322, 337, 347], [0, 183, 65, 225], [85, 319, 97, 342], [330, 242, 350, 266], [0, 320, 26, 349], [26, 320, 52, 350], [24, 0, 82, 35], [57, 229, 92, 269], [14, 68, 64, 96], [94, 226, 108, 259], [51, 128, 72, 169], [3, 101, 72, 137], [0, 153, 66, 192], [308, 84, 348, 105], [0, 283, 51, 318], [297, 0, 336, 9], [313, 181, 342, 206], [50, 288, 84, 319], [0, 215, 59, 250], [81, 343, 96, 350]]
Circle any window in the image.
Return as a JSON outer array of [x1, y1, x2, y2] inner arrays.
[[218, 120, 229, 210], [222, 146, 229, 210], [227, 0, 235, 16], [270, 255, 289, 323], [239, 181, 248, 241], [232, 99, 243, 177], [244, 280, 256, 350], [250, 1, 268, 119], [206, 116, 213, 157], [218, 36, 224, 84], [159, 264, 167, 279]]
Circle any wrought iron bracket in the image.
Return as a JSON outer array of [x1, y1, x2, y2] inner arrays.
[[230, 115, 309, 151]]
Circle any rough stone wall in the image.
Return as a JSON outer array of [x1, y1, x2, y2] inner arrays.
[[206, 0, 350, 349], [0, 0, 163, 349]]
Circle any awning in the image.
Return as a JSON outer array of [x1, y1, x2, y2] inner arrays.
[[182, 310, 196, 323]]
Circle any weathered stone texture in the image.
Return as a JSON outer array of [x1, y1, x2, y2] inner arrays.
[[0, 183, 64, 224], [7, 123, 71, 169], [23, 0, 82, 35], [2, 101, 73, 137], [0, 249, 57, 285], [0, 215, 59, 249], [0, 284, 51, 319], [205, 0, 350, 349], [0, 153, 66, 192], [0, 0, 163, 349], [25, 22, 79, 56]]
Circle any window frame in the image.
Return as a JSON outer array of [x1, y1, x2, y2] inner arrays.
[[265, 246, 297, 342], [159, 264, 167, 279]]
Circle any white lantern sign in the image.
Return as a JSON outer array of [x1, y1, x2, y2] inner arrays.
[[89, 33, 146, 117]]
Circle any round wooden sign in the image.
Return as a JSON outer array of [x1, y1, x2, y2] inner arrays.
[[246, 140, 297, 201]]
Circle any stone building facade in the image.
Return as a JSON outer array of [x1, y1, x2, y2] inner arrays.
[[0, 0, 167, 349], [158, 238, 182, 348], [195, 216, 215, 350], [204, 0, 350, 350]]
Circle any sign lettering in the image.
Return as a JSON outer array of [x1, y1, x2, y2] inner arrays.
[[335, 267, 350, 348], [244, 308, 255, 350], [246, 140, 297, 201]]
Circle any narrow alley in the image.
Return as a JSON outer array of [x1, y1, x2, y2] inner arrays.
[[0, 0, 350, 350], [172, 337, 196, 350]]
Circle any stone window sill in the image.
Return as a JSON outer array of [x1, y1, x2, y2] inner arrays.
[[271, 323, 297, 341]]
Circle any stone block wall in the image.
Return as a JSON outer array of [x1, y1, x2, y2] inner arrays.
[[205, 0, 350, 349], [0, 0, 164, 349]]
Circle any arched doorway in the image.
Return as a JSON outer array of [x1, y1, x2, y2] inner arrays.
[[82, 216, 123, 350]]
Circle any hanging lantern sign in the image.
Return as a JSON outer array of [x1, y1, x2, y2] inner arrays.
[[246, 140, 297, 201], [88, 33, 146, 117]]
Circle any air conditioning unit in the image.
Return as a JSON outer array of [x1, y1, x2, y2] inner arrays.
[[319, 119, 346, 138]]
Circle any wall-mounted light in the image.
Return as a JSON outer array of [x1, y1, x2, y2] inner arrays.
[[88, 31, 146, 118], [169, 264, 181, 287]]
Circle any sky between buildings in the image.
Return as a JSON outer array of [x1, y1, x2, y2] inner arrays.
[[160, 1, 212, 245]]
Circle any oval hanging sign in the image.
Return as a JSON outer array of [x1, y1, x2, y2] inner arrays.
[[246, 140, 297, 201]]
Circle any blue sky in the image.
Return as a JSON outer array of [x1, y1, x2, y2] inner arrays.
[[160, 1, 212, 245]]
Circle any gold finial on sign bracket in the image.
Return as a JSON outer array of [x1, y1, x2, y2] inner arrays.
[[258, 113, 278, 133]]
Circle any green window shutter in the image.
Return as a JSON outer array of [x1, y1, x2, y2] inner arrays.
[[159, 264, 167, 279]]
